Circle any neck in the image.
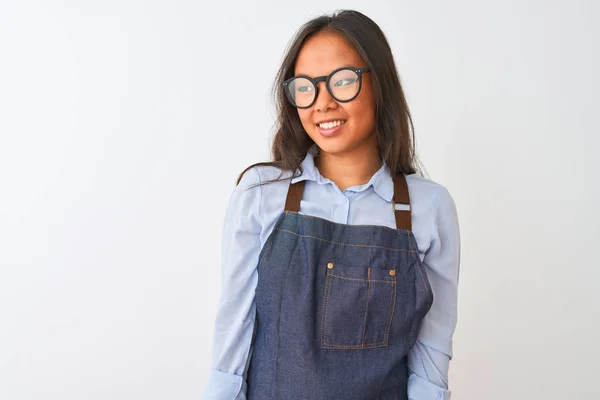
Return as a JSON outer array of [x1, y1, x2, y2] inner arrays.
[[314, 143, 383, 192]]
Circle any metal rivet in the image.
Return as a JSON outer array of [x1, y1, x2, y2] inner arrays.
[[389, 269, 396, 276], [327, 263, 334, 269]]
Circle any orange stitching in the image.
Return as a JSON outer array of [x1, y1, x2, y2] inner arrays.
[[321, 273, 332, 346], [408, 233, 424, 266], [322, 273, 397, 349], [286, 211, 411, 233], [257, 239, 274, 269], [327, 273, 393, 283], [321, 274, 328, 345], [384, 280, 397, 345], [322, 276, 397, 349], [415, 262, 431, 301], [273, 228, 418, 253], [383, 282, 393, 345], [326, 273, 333, 343], [405, 234, 432, 302], [322, 341, 388, 350], [361, 268, 371, 348], [410, 231, 416, 252]]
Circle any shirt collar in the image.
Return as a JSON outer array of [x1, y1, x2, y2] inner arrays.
[[291, 144, 394, 202]]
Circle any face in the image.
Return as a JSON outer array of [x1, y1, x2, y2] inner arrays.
[[293, 31, 377, 157]]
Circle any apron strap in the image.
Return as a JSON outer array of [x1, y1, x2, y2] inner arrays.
[[283, 173, 412, 231], [284, 179, 305, 212], [392, 173, 412, 231]]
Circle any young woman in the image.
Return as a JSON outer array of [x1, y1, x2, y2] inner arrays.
[[203, 9, 460, 400]]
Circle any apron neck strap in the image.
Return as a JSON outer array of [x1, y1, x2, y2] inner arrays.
[[284, 173, 412, 231], [284, 179, 305, 212], [392, 173, 412, 231]]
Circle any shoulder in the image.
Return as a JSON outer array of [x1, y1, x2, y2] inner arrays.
[[405, 173, 457, 216], [405, 174, 459, 254], [236, 164, 294, 189], [233, 164, 294, 206], [229, 165, 295, 233]]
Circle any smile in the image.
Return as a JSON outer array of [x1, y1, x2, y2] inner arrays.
[[317, 120, 346, 129]]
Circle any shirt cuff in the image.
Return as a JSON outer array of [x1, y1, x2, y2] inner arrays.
[[408, 373, 451, 400], [203, 369, 246, 400]]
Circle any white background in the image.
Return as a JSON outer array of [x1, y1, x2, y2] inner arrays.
[[1, 1, 598, 399]]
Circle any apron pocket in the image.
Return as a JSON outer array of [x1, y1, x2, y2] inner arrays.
[[320, 262, 397, 350]]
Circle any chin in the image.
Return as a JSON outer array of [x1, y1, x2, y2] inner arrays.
[[313, 136, 372, 157], [311, 139, 349, 155]]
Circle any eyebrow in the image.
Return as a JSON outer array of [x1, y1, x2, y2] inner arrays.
[[293, 65, 360, 77]]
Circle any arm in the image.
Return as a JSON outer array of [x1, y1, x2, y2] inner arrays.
[[407, 186, 461, 400], [203, 169, 263, 400]]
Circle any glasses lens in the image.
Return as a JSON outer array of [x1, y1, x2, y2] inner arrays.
[[287, 77, 315, 108], [329, 69, 360, 101]]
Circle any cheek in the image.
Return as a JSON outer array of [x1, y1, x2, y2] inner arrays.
[[347, 98, 375, 133], [297, 109, 313, 129]]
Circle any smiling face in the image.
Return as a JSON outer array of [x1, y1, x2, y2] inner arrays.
[[294, 31, 377, 157]]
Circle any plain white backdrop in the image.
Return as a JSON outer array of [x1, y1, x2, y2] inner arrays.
[[1, 0, 598, 399]]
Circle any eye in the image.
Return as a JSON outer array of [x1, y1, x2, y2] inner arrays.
[[333, 78, 357, 87], [297, 85, 314, 93]]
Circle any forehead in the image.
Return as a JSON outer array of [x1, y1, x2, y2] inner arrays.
[[294, 31, 365, 76]]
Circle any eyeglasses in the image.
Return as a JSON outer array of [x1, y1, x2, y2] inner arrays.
[[282, 67, 371, 109]]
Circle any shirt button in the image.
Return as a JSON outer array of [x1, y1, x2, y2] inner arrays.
[[327, 263, 334, 269], [389, 269, 396, 276]]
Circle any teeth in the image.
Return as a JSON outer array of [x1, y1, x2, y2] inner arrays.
[[318, 120, 345, 129]]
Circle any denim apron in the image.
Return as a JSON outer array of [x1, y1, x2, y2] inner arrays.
[[246, 173, 433, 399]]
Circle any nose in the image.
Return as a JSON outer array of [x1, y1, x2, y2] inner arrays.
[[313, 81, 338, 112]]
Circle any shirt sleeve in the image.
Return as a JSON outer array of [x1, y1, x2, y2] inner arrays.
[[203, 168, 263, 400], [407, 186, 461, 400]]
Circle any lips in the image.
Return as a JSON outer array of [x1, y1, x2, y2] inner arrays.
[[316, 119, 346, 137], [316, 119, 347, 129]]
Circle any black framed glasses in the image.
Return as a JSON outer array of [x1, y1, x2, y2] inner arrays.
[[282, 67, 371, 109]]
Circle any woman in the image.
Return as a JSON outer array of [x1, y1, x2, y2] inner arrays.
[[204, 9, 460, 400]]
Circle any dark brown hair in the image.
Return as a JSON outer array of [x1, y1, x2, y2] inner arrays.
[[237, 9, 424, 185]]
